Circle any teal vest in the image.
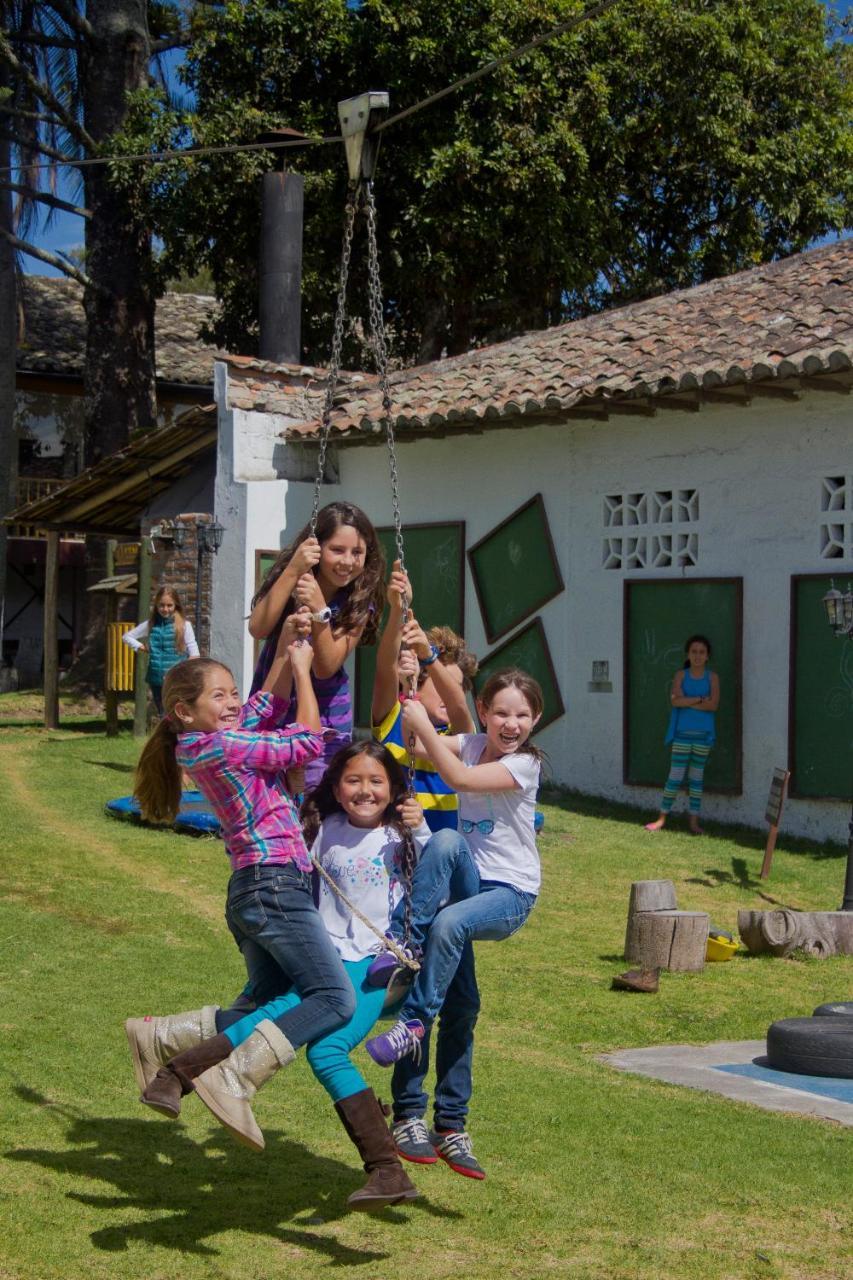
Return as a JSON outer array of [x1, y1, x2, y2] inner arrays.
[[146, 615, 184, 687]]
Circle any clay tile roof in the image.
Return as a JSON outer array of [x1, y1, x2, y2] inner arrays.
[[17, 276, 219, 386], [286, 239, 853, 440]]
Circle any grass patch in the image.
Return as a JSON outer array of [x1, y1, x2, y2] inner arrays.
[[0, 726, 851, 1279]]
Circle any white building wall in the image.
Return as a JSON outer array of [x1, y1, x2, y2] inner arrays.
[[213, 365, 853, 844]]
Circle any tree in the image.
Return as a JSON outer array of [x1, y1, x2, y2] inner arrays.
[[123, 0, 852, 364], [0, 1, 213, 686]]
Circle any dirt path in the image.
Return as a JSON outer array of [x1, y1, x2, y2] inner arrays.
[[0, 740, 224, 928]]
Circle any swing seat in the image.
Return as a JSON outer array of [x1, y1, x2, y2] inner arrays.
[[105, 792, 221, 837]]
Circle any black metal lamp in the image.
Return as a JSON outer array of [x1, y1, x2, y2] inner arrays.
[[198, 519, 225, 556], [821, 580, 843, 632], [171, 520, 187, 550]]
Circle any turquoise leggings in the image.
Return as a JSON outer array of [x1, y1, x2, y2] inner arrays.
[[222, 957, 385, 1103]]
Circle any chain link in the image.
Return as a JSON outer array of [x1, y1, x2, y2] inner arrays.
[[363, 180, 419, 793], [310, 185, 359, 539]]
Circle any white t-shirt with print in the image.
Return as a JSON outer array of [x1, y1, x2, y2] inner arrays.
[[456, 733, 541, 895], [312, 812, 432, 963]]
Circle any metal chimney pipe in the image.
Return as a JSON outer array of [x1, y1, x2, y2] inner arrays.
[[258, 131, 305, 365]]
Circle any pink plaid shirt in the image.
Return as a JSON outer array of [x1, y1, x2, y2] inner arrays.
[[176, 692, 323, 872]]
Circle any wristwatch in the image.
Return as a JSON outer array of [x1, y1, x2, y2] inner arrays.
[[310, 606, 333, 624], [418, 644, 440, 667]]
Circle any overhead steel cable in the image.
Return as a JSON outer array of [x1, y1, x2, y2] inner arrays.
[[0, 0, 622, 177]]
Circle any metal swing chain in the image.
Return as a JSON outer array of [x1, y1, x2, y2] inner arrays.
[[363, 179, 419, 957], [309, 184, 359, 539]]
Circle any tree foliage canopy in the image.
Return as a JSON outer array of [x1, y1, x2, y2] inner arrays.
[[120, 0, 852, 362]]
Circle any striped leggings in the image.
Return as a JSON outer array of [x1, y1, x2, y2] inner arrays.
[[660, 738, 712, 814]]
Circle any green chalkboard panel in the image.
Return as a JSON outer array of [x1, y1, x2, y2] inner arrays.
[[473, 617, 564, 733], [354, 523, 465, 729], [624, 578, 742, 792], [468, 494, 564, 643], [790, 575, 853, 800]]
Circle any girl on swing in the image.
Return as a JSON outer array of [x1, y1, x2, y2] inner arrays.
[[249, 501, 385, 790], [365, 669, 544, 1090], [127, 731, 430, 1209]]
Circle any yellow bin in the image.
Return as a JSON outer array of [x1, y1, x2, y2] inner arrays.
[[706, 933, 739, 962], [106, 621, 136, 692]]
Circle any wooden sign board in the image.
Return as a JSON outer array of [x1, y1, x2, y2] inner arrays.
[[761, 767, 790, 880]]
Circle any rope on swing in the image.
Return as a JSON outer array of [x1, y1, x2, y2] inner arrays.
[[304, 125, 420, 973]]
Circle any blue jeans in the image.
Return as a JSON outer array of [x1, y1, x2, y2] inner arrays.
[[219, 957, 386, 1103], [395, 828, 536, 1028], [392, 939, 480, 1129], [220, 862, 355, 1051]]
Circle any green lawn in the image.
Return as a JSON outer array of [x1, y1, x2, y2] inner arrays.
[[0, 708, 851, 1280]]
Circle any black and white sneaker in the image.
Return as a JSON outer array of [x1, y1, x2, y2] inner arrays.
[[429, 1128, 486, 1180], [391, 1117, 438, 1164]]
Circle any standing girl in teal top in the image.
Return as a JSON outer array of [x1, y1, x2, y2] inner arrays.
[[123, 587, 199, 716], [645, 635, 719, 836]]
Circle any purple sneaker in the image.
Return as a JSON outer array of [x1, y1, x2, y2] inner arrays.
[[365, 1018, 425, 1067], [366, 942, 419, 989]]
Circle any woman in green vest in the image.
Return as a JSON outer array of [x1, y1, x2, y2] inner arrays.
[[123, 587, 200, 715]]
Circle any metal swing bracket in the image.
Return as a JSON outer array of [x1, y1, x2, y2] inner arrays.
[[337, 91, 389, 183]]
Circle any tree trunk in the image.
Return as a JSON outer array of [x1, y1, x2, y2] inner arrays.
[[738, 909, 853, 959], [0, 58, 17, 664], [69, 0, 157, 689], [81, 0, 157, 464], [625, 910, 709, 972]]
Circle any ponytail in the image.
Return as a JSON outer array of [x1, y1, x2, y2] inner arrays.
[[133, 656, 233, 823], [134, 717, 182, 822]]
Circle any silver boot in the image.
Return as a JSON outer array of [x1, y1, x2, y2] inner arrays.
[[193, 1019, 295, 1152], [125, 1006, 219, 1094]]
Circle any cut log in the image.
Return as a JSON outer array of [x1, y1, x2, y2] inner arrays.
[[738, 909, 853, 959], [625, 910, 709, 972], [626, 879, 678, 915]]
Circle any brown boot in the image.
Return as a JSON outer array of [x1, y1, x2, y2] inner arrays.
[[335, 1088, 420, 1211], [611, 968, 660, 993], [141, 1033, 234, 1118]]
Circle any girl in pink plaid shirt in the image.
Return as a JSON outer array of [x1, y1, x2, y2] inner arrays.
[[126, 614, 356, 1145]]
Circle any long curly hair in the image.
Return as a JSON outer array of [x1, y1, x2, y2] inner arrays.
[[300, 740, 419, 942], [252, 502, 386, 645], [148, 586, 188, 653]]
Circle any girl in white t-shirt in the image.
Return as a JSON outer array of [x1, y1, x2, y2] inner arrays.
[[366, 669, 543, 1083], [208, 739, 432, 1209]]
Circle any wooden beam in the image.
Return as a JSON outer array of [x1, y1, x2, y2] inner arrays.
[[133, 538, 153, 738], [61, 431, 217, 521], [802, 375, 852, 395], [605, 399, 657, 418], [650, 394, 701, 412], [748, 381, 801, 401], [703, 385, 752, 404], [43, 531, 59, 729]]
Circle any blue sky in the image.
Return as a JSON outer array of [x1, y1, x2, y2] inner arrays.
[[18, 1, 852, 277]]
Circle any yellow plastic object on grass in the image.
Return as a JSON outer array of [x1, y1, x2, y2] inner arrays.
[[706, 933, 739, 962]]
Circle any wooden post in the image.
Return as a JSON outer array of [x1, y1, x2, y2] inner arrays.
[[761, 768, 790, 880], [43, 530, 59, 729], [105, 592, 118, 738], [133, 537, 152, 738]]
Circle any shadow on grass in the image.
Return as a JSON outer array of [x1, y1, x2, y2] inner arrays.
[[81, 759, 136, 774], [541, 786, 850, 865], [0, 718, 134, 735], [7, 1087, 459, 1263]]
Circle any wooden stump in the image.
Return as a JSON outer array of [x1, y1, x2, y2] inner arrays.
[[625, 910, 709, 972], [738, 909, 853, 958]]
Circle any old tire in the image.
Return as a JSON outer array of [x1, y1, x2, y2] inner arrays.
[[813, 1001, 853, 1018], [766, 1016, 853, 1078]]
